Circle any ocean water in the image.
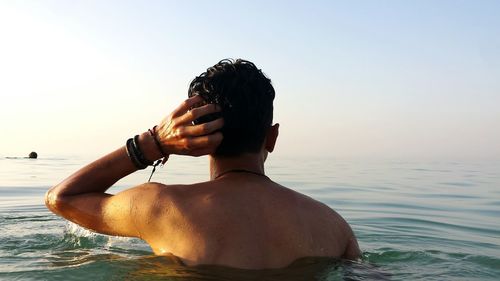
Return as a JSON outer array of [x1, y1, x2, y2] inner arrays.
[[0, 155, 499, 280]]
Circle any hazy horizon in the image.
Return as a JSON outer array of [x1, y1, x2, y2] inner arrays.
[[1, 1, 499, 161]]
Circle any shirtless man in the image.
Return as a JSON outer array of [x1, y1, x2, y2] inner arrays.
[[45, 59, 360, 269]]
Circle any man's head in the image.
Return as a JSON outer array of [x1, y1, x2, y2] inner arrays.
[[188, 59, 276, 157]]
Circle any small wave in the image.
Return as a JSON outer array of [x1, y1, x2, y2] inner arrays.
[[363, 249, 500, 280], [61, 222, 137, 250]]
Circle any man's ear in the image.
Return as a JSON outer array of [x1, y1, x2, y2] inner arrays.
[[265, 123, 279, 153]]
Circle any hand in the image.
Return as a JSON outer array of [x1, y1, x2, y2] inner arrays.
[[155, 95, 224, 157]]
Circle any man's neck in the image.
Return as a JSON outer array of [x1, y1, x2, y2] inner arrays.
[[209, 153, 266, 180]]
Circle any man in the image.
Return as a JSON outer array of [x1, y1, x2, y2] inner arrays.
[[45, 59, 360, 269]]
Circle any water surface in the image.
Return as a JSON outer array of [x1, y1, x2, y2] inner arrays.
[[1, 156, 499, 280]]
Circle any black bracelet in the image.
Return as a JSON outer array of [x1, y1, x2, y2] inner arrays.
[[132, 135, 153, 167], [126, 138, 147, 169]]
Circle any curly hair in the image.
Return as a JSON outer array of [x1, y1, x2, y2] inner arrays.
[[188, 59, 275, 156]]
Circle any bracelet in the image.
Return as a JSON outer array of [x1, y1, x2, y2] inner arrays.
[[125, 135, 153, 170], [126, 138, 147, 169], [149, 126, 168, 158], [133, 135, 154, 166]]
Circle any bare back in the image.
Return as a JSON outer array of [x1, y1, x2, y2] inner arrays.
[[141, 174, 360, 269], [44, 74, 360, 270]]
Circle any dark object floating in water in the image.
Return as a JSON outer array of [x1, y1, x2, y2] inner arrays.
[[28, 152, 38, 159]]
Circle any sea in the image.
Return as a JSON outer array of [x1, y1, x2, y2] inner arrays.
[[0, 155, 499, 280]]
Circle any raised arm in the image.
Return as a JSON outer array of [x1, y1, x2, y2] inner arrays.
[[45, 95, 223, 237]]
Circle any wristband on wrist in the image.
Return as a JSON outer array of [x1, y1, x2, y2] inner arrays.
[[147, 127, 169, 182], [149, 126, 169, 158], [132, 135, 153, 166], [126, 132, 168, 182], [125, 136, 152, 170]]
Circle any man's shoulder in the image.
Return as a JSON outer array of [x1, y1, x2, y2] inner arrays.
[[281, 186, 351, 228], [142, 181, 212, 200]]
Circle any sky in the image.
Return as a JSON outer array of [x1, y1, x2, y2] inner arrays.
[[0, 0, 499, 160]]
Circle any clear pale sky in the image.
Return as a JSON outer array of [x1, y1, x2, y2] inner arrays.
[[1, 0, 499, 160]]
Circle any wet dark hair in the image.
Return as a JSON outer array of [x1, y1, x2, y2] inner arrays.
[[188, 59, 275, 157]]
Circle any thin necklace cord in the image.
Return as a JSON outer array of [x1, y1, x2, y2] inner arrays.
[[215, 169, 269, 180]]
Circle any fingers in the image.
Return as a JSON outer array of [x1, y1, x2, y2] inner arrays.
[[158, 96, 224, 157], [176, 103, 221, 125], [180, 132, 223, 156], [171, 95, 204, 118], [181, 118, 224, 136], [190, 132, 223, 150]]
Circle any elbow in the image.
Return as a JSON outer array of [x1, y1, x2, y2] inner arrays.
[[45, 187, 63, 214]]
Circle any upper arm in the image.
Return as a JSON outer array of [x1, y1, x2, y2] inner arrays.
[[321, 204, 361, 260], [343, 236, 361, 260], [342, 225, 362, 260], [46, 183, 162, 238]]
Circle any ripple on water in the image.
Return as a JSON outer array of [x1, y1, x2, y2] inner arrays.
[[363, 249, 500, 281], [1, 158, 500, 280]]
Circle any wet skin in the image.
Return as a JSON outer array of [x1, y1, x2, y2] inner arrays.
[[45, 95, 360, 269]]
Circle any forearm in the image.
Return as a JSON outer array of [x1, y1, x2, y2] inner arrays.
[[47, 132, 162, 197], [47, 95, 222, 202]]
